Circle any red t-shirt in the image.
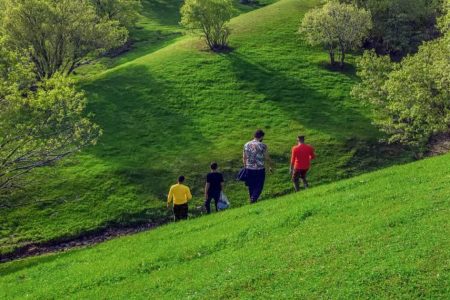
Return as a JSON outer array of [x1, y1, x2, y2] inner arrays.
[[291, 144, 316, 170]]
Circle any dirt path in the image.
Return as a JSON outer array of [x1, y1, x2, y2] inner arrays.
[[0, 222, 162, 263]]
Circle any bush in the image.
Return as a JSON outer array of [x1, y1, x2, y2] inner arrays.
[[180, 0, 237, 51]]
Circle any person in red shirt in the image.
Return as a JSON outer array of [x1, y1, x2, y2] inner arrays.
[[290, 135, 316, 191]]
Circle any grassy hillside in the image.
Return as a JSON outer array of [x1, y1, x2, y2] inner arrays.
[[1, 154, 449, 299], [1, 0, 411, 255]]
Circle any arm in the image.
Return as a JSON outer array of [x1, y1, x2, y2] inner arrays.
[[265, 148, 275, 171], [186, 187, 192, 201], [242, 150, 247, 167], [167, 187, 173, 208], [310, 147, 316, 160], [204, 182, 210, 199], [290, 147, 295, 174]]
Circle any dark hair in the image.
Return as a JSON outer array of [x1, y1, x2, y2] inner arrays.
[[254, 129, 265, 139], [178, 175, 185, 183], [210, 162, 218, 170], [298, 135, 305, 143]]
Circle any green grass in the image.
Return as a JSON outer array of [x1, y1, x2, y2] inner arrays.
[[1, 0, 413, 255], [1, 153, 449, 299]]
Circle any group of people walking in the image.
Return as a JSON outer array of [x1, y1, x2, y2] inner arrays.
[[167, 129, 316, 221]]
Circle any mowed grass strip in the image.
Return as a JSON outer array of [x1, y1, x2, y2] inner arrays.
[[1, 154, 449, 299], [1, 0, 412, 255]]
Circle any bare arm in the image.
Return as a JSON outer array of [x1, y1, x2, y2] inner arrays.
[[265, 149, 274, 171], [290, 148, 295, 174]]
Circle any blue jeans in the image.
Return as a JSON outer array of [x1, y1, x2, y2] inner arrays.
[[246, 168, 265, 203]]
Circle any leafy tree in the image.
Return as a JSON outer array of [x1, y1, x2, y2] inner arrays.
[[299, 2, 372, 68], [90, 0, 142, 29], [180, 0, 237, 51], [340, 0, 444, 58], [1, 0, 127, 78], [352, 3, 450, 150], [0, 40, 101, 198]]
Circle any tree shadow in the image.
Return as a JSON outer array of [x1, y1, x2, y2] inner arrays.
[[223, 52, 375, 139], [140, 0, 182, 27], [83, 64, 211, 198]]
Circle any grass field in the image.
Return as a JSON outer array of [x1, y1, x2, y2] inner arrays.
[[0, 0, 413, 255], [1, 153, 448, 298]]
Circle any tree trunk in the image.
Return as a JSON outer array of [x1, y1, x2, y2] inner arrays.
[[329, 51, 335, 66], [340, 50, 345, 69]]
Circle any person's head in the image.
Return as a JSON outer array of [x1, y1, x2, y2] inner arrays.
[[254, 129, 265, 141], [298, 135, 305, 144], [210, 162, 218, 171], [178, 175, 185, 183]]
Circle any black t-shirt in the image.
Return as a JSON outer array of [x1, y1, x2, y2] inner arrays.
[[206, 172, 224, 195]]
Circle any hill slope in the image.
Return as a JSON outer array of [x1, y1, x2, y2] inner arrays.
[[1, 0, 411, 255], [1, 154, 449, 298]]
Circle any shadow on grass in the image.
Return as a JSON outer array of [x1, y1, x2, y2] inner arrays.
[[140, 0, 182, 27], [84, 65, 211, 198], [224, 52, 374, 139]]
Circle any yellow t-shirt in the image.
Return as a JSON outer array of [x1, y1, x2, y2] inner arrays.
[[167, 184, 192, 205]]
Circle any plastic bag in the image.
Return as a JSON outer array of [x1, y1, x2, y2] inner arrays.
[[217, 192, 230, 211]]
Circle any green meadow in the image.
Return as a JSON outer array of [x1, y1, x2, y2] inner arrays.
[[1, 153, 448, 298], [1, 0, 412, 255]]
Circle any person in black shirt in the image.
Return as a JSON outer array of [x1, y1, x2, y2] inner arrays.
[[204, 162, 224, 214]]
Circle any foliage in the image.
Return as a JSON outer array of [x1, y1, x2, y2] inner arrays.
[[353, 2, 450, 149], [1, 0, 128, 78], [0, 41, 101, 199], [299, 1, 372, 67], [1, 153, 449, 298], [90, 0, 142, 29], [180, 0, 237, 51], [340, 0, 444, 58]]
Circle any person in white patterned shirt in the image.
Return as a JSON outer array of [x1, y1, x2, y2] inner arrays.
[[243, 129, 274, 203]]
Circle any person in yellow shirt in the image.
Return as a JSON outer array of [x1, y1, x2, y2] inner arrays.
[[167, 176, 192, 221]]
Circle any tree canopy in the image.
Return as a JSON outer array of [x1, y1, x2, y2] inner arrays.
[[340, 0, 444, 58], [299, 2, 372, 67], [1, 0, 128, 78], [90, 0, 142, 29], [0, 40, 101, 198], [352, 0, 450, 150]]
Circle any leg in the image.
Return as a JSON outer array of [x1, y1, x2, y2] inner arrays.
[[181, 203, 188, 220], [173, 205, 181, 221], [251, 169, 265, 203], [292, 170, 300, 192], [213, 194, 220, 212], [300, 169, 309, 188], [247, 170, 256, 203], [204, 196, 212, 214]]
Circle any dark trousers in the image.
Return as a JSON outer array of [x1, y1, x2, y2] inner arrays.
[[246, 168, 265, 203], [173, 203, 188, 221], [205, 192, 220, 214], [292, 169, 309, 192]]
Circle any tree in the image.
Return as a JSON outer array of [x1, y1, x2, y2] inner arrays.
[[340, 0, 444, 59], [90, 0, 142, 30], [299, 2, 372, 68], [352, 3, 450, 150], [0, 40, 101, 198], [1, 0, 128, 78], [180, 0, 237, 51]]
